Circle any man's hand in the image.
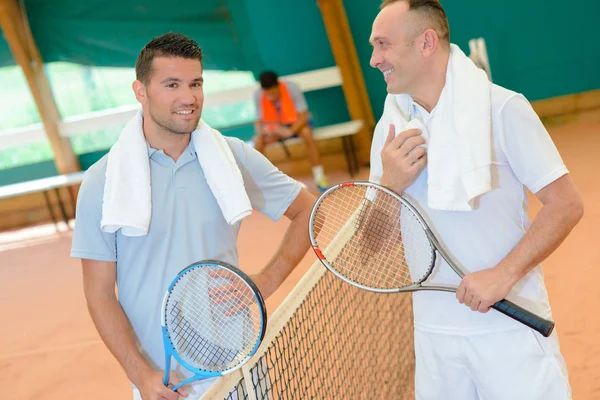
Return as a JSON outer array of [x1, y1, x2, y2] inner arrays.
[[274, 125, 294, 138], [259, 122, 281, 137], [208, 269, 263, 316], [380, 124, 427, 194], [208, 268, 286, 316], [137, 369, 187, 400], [455, 267, 516, 313]]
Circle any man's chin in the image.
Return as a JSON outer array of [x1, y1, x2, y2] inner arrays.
[[172, 119, 200, 134], [386, 84, 402, 95]]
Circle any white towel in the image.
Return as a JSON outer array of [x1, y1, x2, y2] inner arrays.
[[381, 44, 492, 211], [101, 110, 252, 236]]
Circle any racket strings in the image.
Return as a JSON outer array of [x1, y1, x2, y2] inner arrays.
[[168, 304, 241, 367], [165, 266, 262, 372], [313, 185, 434, 290]]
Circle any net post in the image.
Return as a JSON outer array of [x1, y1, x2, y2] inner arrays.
[[242, 364, 258, 400]]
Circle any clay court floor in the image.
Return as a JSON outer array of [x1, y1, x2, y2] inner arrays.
[[1, 115, 599, 399]]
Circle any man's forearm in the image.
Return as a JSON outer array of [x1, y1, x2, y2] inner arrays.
[[255, 192, 313, 298], [262, 213, 310, 294], [86, 293, 152, 387], [254, 120, 266, 136], [496, 194, 583, 286], [289, 113, 308, 134]]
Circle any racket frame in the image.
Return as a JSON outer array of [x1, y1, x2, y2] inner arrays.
[[160, 260, 267, 390], [310, 182, 455, 293]]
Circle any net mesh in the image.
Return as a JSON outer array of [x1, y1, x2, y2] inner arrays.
[[202, 264, 415, 399], [312, 183, 434, 290], [165, 264, 264, 372]]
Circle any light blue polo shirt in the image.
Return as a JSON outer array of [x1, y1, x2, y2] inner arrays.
[[70, 136, 301, 393]]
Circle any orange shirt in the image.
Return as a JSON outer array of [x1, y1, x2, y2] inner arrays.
[[261, 82, 298, 125]]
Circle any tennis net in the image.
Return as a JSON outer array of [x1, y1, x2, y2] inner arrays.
[[201, 258, 415, 400]]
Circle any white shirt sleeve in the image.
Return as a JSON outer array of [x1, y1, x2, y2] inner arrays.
[[498, 94, 568, 194]]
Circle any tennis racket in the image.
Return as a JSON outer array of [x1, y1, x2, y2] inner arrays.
[[308, 181, 555, 337], [161, 260, 267, 391]]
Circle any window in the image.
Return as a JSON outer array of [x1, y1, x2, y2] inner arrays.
[[0, 65, 51, 169], [0, 63, 258, 170]]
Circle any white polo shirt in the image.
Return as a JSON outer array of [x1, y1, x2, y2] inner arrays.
[[369, 84, 568, 335]]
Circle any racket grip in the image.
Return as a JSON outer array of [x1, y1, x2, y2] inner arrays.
[[492, 299, 555, 337]]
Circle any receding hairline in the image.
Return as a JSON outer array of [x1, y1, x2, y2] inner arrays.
[[379, 0, 450, 45], [370, 1, 408, 43]]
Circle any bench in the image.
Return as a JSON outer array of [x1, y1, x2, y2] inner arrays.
[[0, 171, 85, 230], [270, 120, 363, 176]]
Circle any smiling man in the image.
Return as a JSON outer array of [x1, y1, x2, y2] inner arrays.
[[368, 1, 582, 399], [70, 33, 315, 400]]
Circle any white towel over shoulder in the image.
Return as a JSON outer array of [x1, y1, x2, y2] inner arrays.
[[101, 110, 252, 236], [380, 44, 492, 211]]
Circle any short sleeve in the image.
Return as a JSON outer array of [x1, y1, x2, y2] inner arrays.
[[498, 94, 568, 194], [226, 137, 302, 221], [285, 81, 308, 113], [70, 162, 117, 261]]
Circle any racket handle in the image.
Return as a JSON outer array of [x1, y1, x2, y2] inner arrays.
[[492, 299, 555, 337]]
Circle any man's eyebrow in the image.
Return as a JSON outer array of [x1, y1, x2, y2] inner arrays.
[[369, 36, 385, 45], [160, 77, 181, 84], [160, 77, 204, 84]]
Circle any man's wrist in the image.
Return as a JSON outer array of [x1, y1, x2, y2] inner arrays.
[[493, 261, 523, 288], [128, 360, 154, 388], [380, 176, 405, 195]]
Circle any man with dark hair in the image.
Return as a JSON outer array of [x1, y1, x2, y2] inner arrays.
[[253, 70, 328, 192], [369, 1, 581, 398], [71, 32, 315, 400], [135, 32, 205, 84]]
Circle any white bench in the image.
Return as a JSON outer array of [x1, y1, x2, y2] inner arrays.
[[267, 119, 363, 176], [0, 171, 85, 229]]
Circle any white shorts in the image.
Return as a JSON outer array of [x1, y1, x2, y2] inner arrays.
[[414, 327, 571, 400]]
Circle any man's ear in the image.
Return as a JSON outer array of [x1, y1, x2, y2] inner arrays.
[[421, 29, 439, 57], [132, 80, 147, 104]]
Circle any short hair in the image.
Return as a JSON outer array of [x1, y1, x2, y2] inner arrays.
[[380, 0, 450, 45], [259, 71, 279, 89], [135, 32, 204, 84]]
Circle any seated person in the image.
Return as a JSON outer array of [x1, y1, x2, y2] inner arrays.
[[253, 71, 328, 192]]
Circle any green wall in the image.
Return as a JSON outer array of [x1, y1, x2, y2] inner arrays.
[[344, 0, 600, 118], [0, 0, 246, 70], [2, 0, 598, 185]]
